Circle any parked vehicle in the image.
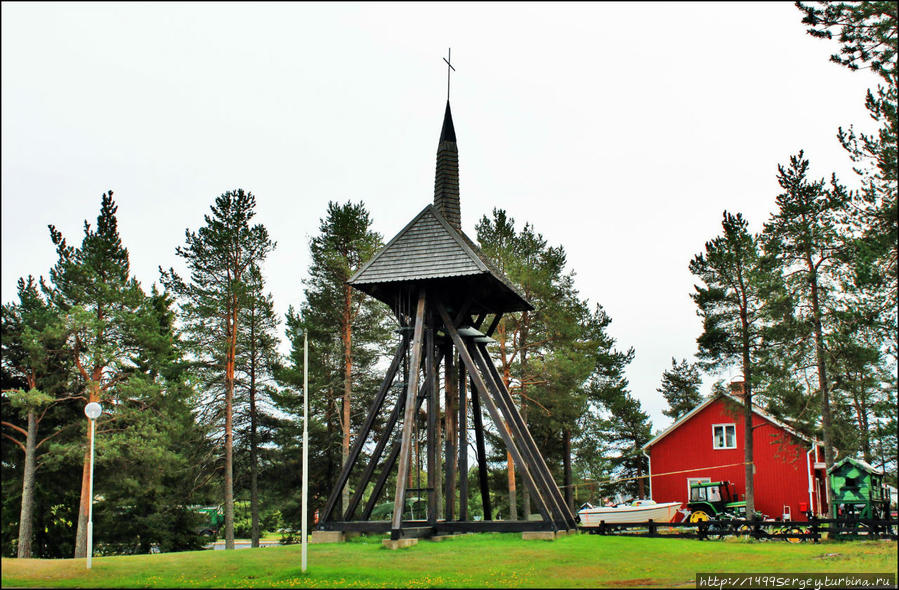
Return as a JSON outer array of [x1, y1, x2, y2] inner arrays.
[[192, 505, 224, 537], [685, 481, 752, 522]]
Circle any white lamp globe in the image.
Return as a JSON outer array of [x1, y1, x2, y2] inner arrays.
[[84, 402, 102, 420]]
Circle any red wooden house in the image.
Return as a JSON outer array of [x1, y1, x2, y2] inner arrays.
[[643, 384, 829, 521]]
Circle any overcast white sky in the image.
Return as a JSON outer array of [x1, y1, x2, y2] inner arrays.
[[1, 2, 881, 433]]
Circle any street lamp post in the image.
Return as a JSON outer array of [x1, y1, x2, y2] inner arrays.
[[301, 328, 309, 573], [84, 402, 102, 570]]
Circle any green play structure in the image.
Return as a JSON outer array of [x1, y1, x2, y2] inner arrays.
[[828, 457, 890, 520]]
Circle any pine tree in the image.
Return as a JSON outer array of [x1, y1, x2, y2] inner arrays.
[[579, 304, 643, 501], [658, 358, 703, 421], [160, 188, 275, 550], [267, 307, 335, 531], [42, 191, 159, 557], [92, 286, 213, 554], [762, 154, 851, 505], [1, 277, 71, 557], [797, 1, 897, 348], [235, 264, 280, 547], [296, 201, 390, 514], [475, 209, 570, 519], [691, 211, 773, 520]]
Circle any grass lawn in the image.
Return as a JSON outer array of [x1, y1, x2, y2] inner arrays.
[[3, 533, 896, 588]]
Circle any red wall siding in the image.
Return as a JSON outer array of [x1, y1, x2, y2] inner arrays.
[[648, 397, 818, 521]]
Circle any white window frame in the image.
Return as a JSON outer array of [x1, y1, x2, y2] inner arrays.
[[687, 477, 711, 499], [712, 423, 737, 449]]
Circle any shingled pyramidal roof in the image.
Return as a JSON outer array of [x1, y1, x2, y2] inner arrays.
[[348, 101, 532, 315]]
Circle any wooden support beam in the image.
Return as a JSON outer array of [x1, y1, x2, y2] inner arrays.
[[473, 342, 572, 527], [392, 291, 427, 539], [465, 340, 555, 527], [472, 312, 487, 330], [485, 313, 503, 338], [361, 363, 439, 520], [476, 342, 577, 527], [426, 317, 438, 524], [458, 355, 469, 521], [470, 372, 492, 521], [344, 338, 411, 519], [435, 300, 556, 528], [452, 300, 473, 328], [321, 335, 409, 524]]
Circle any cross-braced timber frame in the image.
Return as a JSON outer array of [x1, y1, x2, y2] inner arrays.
[[317, 289, 577, 539]]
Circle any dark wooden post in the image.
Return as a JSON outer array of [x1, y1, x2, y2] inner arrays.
[[470, 376, 492, 520], [458, 356, 469, 521], [444, 345, 457, 521], [462, 340, 554, 527], [436, 301, 556, 528], [426, 316, 438, 524], [391, 291, 427, 539]]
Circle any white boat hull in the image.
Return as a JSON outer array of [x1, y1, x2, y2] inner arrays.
[[578, 501, 681, 526]]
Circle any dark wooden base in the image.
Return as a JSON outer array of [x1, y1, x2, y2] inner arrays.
[[320, 519, 573, 536]]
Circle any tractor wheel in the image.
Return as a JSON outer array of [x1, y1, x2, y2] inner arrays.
[[689, 510, 711, 523], [737, 524, 751, 538], [785, 527, 805, 544]]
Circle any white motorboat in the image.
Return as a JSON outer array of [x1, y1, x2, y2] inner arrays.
[[577, 500, 682, 526]]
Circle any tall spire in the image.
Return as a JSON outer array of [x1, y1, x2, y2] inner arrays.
[[434, 100, 461, 230]]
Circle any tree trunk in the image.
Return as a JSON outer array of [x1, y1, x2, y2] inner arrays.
[[342, 285, 353, 514], [325, 390, 335, 502], [563, 429, 573, 512], [17, 410, 38, 558], [740, 307, 755, 521], [250, 312, 260, 548], [436, 378, 443, 521], [74, 383, 100, 558], [74, 442, 90, 558], [807, 255, 835, 509], [506, 451, 517, 520], [498, 321, 517, 521], [849, 382, 872, 463], [224, 307, 237, 550], [444, 347, 457, 520]]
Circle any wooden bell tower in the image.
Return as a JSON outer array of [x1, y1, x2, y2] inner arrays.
[[316, 99, 577, 540]]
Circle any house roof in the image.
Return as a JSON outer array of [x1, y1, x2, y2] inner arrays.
[[643, 391, 822, 451]]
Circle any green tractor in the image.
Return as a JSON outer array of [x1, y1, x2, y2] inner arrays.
[[686, 481, 749, 523], [192, 505, 224, 538]]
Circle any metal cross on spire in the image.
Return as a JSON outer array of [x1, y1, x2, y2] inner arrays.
[[443, 48, 455, 101]]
